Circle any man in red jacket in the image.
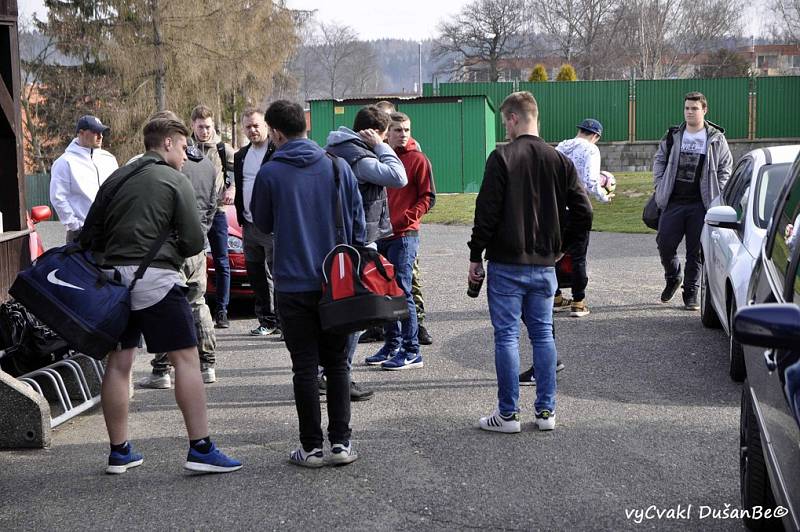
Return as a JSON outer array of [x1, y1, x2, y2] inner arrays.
[[365, 112, 435, 370]]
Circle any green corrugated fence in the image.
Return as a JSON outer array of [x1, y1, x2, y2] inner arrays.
[[635, 77, 750, 140], [755, 76, 800, 139], [424, 76, 800, 142], [519, 80, 629, 142]]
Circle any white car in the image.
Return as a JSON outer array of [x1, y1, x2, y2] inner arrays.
[[701, 144, 800, 382]]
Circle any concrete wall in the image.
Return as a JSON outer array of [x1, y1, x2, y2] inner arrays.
[[597, 139, 800, 173]]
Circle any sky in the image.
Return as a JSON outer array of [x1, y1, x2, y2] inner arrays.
[[19, 0, 466, 41], [20, 0, 769, 40]]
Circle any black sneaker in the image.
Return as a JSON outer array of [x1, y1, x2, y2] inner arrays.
[[683, 291, 700, 311], [660, 276, 683, 303], [418, 325, 433, 345], [519, 367, 536, 386], [350, 380, 374, 402], [358, 327, 384, 344], [519, 361, 565, 386], [215, 310, 230, 329]]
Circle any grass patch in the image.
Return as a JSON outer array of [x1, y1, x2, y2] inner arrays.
[[424, 172, 655, 234]]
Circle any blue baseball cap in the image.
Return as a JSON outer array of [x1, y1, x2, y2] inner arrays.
[[577, 118, 603, 137], [76, 115, 110, 134]]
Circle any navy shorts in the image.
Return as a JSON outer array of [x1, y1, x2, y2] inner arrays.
[[119, 285, 198, 353]]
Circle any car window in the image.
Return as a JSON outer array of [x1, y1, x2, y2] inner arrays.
[[754, 163, 791, 229], [771, 176, 800, 291], [722, 159, 750, 206], [735, 185, 750, 222]]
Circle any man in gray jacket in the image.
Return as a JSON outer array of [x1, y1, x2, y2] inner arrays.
[[653, 91, 732, 310], [324, 105, 407, 401]]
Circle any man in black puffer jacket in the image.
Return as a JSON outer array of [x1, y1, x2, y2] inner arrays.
[[324, 105, 407, 401]]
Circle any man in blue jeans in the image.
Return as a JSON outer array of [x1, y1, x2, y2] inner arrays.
[[468, 92, 592, 433], [364, 112, 435, 371], [190, 105, 235, 328]]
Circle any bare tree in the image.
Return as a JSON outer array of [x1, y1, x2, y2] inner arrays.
[[433, 0, 531, 82], [770, 0, 800, 41], [619, 0, 744, 79], [532, 0, 622, 79], [302, 21, 380, 99]]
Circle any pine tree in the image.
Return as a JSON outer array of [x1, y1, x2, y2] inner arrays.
[[528, 64, 548, 82], [556, 64, 578, 81]]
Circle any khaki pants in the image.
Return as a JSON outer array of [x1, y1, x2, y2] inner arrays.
[[150, 251, 217, 373]]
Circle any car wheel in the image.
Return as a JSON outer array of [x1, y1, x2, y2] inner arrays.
[[740, 385, 779, 531], [729, 302, 746, 382], [700, 266, 721, 329]]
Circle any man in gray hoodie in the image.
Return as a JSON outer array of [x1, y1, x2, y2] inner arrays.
[[191, 105, 236, 328], [653, 92, 732, 310], [324, 105, 407, 401]]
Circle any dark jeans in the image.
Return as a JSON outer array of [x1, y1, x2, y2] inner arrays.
[[277, 290, 351, 450], [657, 201, 706, 294], [207, 210, 230, 313], [243, 222, 278, 328], [562, 230, 589, 302]]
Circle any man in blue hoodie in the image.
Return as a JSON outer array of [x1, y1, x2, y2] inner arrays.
[[251, 100, 366, 468]]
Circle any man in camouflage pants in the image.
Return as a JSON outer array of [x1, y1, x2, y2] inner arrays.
[[138, 117, 219, 388]]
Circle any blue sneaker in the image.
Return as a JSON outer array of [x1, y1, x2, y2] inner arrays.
[[184, 443, 243, 473], [365, 345, 399, 366], [106, 443, 144, 475], [381, 351, 423, 371]]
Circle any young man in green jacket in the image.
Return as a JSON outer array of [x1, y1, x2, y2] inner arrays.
[[80, 116, 241, 475]]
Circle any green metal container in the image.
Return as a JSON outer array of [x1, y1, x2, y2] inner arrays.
[[635, 78, 750, 140], [518, 80, 629, 142], [755, 76, 800, 139], [308, 96, 496, 193], [431, 82, 514, 141]]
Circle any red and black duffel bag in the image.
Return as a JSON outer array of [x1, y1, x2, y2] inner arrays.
[[318, 154, 408, 334], [319, 244, 408, 334]]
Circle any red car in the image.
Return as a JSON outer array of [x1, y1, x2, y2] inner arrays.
[[206, 205, 253, 298]]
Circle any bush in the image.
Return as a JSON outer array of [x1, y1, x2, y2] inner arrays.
[[556, 64, 577, 81], [528, 64, 548, 82]]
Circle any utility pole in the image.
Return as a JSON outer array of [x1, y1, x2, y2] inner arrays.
[[418, 41, 423, 95]]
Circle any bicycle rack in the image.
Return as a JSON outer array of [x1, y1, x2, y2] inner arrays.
[[18, 354, 104, 428]]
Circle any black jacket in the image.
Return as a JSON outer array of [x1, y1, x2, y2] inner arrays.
[[468, 135, 593, 265], [234, 141, 275, 227]]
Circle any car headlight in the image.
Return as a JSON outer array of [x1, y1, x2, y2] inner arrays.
[[227, 235, 244, 253]]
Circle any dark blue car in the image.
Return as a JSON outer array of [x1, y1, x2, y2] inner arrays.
[[733, 152, 800, 531]]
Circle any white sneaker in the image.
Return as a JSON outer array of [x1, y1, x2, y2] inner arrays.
[[328, 441, 359, 466], [288, 447, 324, 468], [534, 409, 556, 431], [478, 409, 521, 433], [201, 366, 216, 384], [138, 372, 171, 389]]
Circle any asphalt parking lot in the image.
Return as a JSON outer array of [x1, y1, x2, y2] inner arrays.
[[0, 223, 741, 530]]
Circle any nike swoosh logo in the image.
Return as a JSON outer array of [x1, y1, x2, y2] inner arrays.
[[46, 269, 85, 291]]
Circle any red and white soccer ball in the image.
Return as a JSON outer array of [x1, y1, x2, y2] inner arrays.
[[599, 171, 616, 195]]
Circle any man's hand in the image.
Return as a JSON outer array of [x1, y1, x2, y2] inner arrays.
[[223, 187, 235, 205], [358, 129, 383, 148], [469, 261, 485, 283]]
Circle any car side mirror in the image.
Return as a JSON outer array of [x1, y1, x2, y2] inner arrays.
[[705, 205, 740, 230], [733, 303, 800, 350], [30, 205, 52, 223]]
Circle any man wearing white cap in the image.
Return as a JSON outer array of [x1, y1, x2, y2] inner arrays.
[[50, 115, 119, 243]]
